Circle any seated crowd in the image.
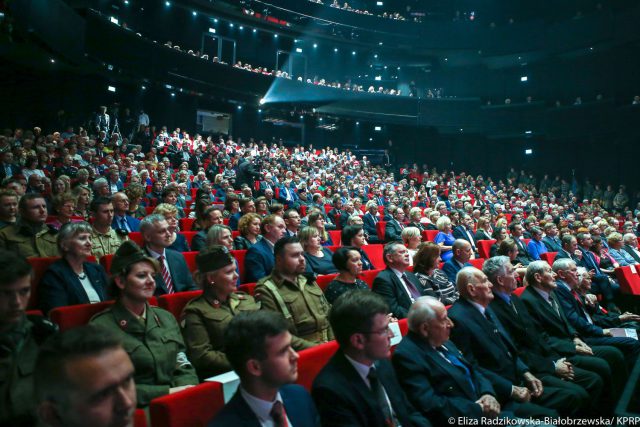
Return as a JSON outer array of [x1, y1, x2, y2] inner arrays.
[[1, 117, 640, 427]]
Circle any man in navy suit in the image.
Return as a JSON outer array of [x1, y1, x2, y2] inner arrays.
[[384, 207, 405, 242], [111, 192, 141, 232], [372, 242, 436, 319], [229, 198, 256, 231], [363, 201, 381, 243], [140, 214, 196, 295], [210, 310, 319, 427], [394, 296, 511, 425], [312, 290, 431, 427], [542, 223, 563, 252], [442, 239, 474, 283], [245, 215, 286, 283], [452, 215, 479, 256]]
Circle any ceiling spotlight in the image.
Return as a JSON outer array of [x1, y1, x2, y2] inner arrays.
[[165, 1, 170, 6], [50, 58, 55, 63], [313, 43, 318, 48], [239, 26, 243, 30], [352, 51, 356, 55], [192, 11, 197, 16], [274, 34, 278, 38], [253, 28, 257, 33], [237, 105, 242, 110], [334, 48, 338, 52]]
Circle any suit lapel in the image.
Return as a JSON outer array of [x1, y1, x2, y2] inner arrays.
[[390, 270, 412, 306]]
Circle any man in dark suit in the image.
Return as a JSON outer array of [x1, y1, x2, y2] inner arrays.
[[111, 192, 141, 232], [542, 223, 563, 252], [312, 290, 431, 427], [508, 222, 534, 266], [442, 239, 473, 283], [278, 180, 298, 206], [245, 215, 286, 283], [622, 233, 640, 263], [140, 214, 196, 295], [394, 296, 516, 425], [229, 198, 256, 231], [0, 152, 20, 181], [449, 267, 574, 419], [552, 258, 640, 368], [453, 215, 479, 256], [363, 202, 380, 243], [384, 207, 404, 242], [519, 261, 628, 407], [483, 257, 603, 413], [190, 207, 223, 252], [372, 242, 436, 319], [210, 311, 319, 427]]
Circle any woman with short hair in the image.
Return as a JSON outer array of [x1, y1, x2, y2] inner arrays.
[[434, 216, 455, 261], [299, 226, 338, 275], [412, 242, 459, 305], [324, 247, 370, 304], [233, 212, 262, 250], [402, 226, 422, 264]]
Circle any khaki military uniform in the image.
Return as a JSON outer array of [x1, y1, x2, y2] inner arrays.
[[0, 221, 59, 258], [255, 272, 333, 349], [90, 226, 128, 261], [90, 302, 198, 407], [0, 316, 57, 426], [181, 292, 259, 380]]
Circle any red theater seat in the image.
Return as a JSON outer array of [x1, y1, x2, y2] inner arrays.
[[328, 230, 342, 246], [615, 266, 640, 295], [230, 250, 247, 283], [316, 273, 338, 292], [128, 232, 144, 246], [49, 298, 159, 331], [540, 252, 557, 266], [238, 282, 257, 295], [469, 258, 485, 270], [27, 256, 61, 309], [179, 218, 196, 231], [359, 269, 381, 288], [100, 254, 114, 275], [149, 382, 225, 427], [422, 230, 439, 242], [296, 340, 339, 391], [182, 251, 198, 273], [477, 240, 496, 259], [181, 231, 197, 246], [157, 290, 203, 320], [376, 221, 387, 242], [362, 244, 385, 270], [513, 286, 526, 297], [134, 409, 147, 427]]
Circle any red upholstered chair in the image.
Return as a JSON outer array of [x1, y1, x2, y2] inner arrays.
[[238, 282, 257, 295], [182, 251, 198, 273], [334, 214, 342, 230], [134, 409, 147, 427], [376, 221, 387, 242], [469, 258, 485, 270], [523, 238, 531, 246], [296, 340, 339, 391], [157, 290, 202, 320], [362, 244, 385, 270], [149, 381, 225, 427], [232, 230, 240, 239], [513, 286, 526, 297], [230, 250, 247, 283], [397, 318, 409, 337], [328, 230, 342, 246], [316, 273, 338, 292], [615, 266, 640, 295], [326, 245, 340, 252], [128, 232, 144, 246], [179, 218, 196, 231], [504, 214, 513, 224], [422, 230, 439, 242], [100, 254, 114, 275], [181, 231, 197, 247], [359, 269, 381, 288], [145, 206, 155, 215], [27, 256, 61, 309], [49, 301, 114, 331], [477, 240, 496, 259], [300, 205, 307, 217], [223, 218, 230, 226], [540, 252, 557, 266]]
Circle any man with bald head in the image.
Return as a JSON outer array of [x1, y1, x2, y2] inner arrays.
[[448, 267, 575, 419], [111, 192, 140, 232], [441, 239, 473, 283]]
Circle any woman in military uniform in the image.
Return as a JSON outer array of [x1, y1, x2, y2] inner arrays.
[[90, 241, 198, 407], [181, 245, 260, 380]]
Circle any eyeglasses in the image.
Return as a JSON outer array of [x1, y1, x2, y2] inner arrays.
[[362, 325, 393, 337]]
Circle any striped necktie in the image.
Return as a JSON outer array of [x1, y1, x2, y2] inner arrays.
[[158, 255, 174, 294]]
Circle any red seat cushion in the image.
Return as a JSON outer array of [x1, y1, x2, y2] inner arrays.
[[469, 258, 485, 270], [477, 239, 496, 259], [182, 251, 198, 273], [359, 269, 381, 287], [157, 290, 203, 320], [422, 230, 439, 242], [128, 232, 144, 246], [362, 244, 385, 270], [179, 218, 196, 231], [149, 382, 225, 427], [316, 273, 338, 292], [540, 252, 557, 266], [376, 221, 387, 242], [615, 266, 640, 295], [296, 340, 339, 391], [328, 230, 342, 246], [230, 250, 247, 283]]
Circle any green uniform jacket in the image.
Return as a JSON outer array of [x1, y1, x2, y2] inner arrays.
[[255, 272, 333, 349], [90, 302, 198, 407], [0, 316, 57, 426], [0, 221, 59, 258], [181, 292, 260, 380], [90, 226, 129, 261]]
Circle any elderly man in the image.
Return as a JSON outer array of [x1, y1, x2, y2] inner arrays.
[[255, 236, 332, 349], [0, 194, 59, 258], [448, 267, 574, 419], [442, 239, 474, 283], [244, 214, 287, 283], [484, 257, 602, 413], [519, 261, 628, 409], [111, 192, 141, 232], [608, 232, 638, 267], [394, 296, 520, 424], [552, 258, 640, 369], [384, 206, 405, 242], [542, 223, 562, 252], [313, 290, 430, 427], [34, 325, 137, 427], [622, 233, 640, 263], [372, 242, 435, 319], [140, 214, 196, 295]]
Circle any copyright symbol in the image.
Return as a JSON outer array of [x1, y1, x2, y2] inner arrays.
[[448, 417, 455, 424]]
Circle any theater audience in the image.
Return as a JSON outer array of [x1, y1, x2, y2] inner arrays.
[[300, 226, 338, 276], [402, 226, 422, 264], [412, 242, 459, 305], [89, 196, 128, 260], [153, 203, 190, 252], [433, 216, 455, 261], [244, 214, 286, 283], [324, 247, 370, 303], [39, 222, 108, 314], [341, 225, 374, 270], [232, 212, 262, 250]]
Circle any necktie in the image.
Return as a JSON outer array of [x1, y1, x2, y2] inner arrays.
[[270, 401, 288, 427], [367, 367, 394, 426], [549, 295, 561, 318], [437, 347, 477, 395], [572, 290, 594, 324], [158, 255, 174, 294], [401, 274, 421, 300], [120, 217, 129, 232]]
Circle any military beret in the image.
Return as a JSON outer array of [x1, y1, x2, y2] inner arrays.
[[110, 240, 158, 276], [196, 245, 235, 273]]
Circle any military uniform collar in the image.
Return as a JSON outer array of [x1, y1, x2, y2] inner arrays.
[[269, 271, 307, 289], [111, 301, 160, 333], [16, 220, 47, 236], [92, 225, 115, 237]]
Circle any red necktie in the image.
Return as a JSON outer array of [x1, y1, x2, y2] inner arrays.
[[159, 255, 174, 294], [270, 401, 288, 427]]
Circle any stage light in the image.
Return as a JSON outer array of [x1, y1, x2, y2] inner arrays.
[[209, 28, 216, 33], [525, 149, 533, 155], [313, 43, 318, 48], [237, 105, 242, 110], [352, 51, 356, 55], [141, 85, 146, 90], [296, 48, 303, 53], [274, 34, 278, 38], [378, 42, 383, 45], [300, 115, 304, 119], [171, 92, 175, 97], [334, 48, 338, 52], [239, 26, 243, 30], [369, 138, 373, 141], [376, 1, 383, 5], [230, 23, 234, 28], [165, 1, 170, 6], [50, 58, 55, 63], [107, 86, 116, 92], [520, 76, 528, 82], [123, 0, 129, 4], [259, 98, 266, 105], [374, 126, 381, 131], [397, 66, 400, 70], [214, 18, 218, 23], [375, 76, 381, 81], [192, 11, 197, 16], [110, 16, 119, 24], [258, 109, 262, 113], [253, 28, 257, 33], [525, 130, 532, 134], [374, 54, 378, 58], [356, 122, 359, 125]]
